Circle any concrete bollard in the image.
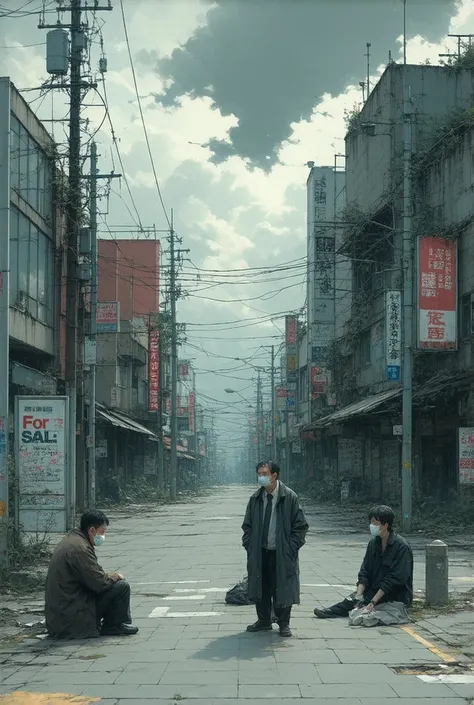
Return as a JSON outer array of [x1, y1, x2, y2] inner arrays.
[[425, 539, 449, 606]]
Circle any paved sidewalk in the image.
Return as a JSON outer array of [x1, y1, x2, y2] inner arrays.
[[0, 486, 473, 704]]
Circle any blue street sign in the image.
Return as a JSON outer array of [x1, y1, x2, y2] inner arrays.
[[387, 365, 401, 382]]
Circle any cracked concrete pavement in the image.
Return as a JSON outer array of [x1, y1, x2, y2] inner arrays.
[[1, 486, 474, 704]]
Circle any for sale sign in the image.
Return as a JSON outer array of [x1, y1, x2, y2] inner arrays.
[[15, 397, 69, 533]]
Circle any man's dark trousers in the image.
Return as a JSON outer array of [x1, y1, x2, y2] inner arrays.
[[256, 548, 291, 627], [96, 579, 132, 629], [325, 590, 377, 617]]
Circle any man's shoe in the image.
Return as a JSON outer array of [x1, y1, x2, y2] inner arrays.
[[101, 623, 139, 636], [246, 621, 272, 632], [314, 608, 338, 619], [279, 624, 292, 638]]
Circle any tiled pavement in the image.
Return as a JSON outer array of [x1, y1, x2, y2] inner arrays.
[[0, 486, 473, 704]]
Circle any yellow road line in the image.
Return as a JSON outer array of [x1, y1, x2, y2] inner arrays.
[[401, 625, 457, 663]]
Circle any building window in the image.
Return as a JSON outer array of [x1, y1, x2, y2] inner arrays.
[[10, 206, 53, 325], [460, 293, 472, 339], [298, 365, 307, 402], [359, 329, 371, 366], [10, 114, 52, 220]]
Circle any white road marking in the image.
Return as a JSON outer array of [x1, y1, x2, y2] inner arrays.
[[302, 583, 353, 589], [149, 607, 170, 618], [162, 595, 205, 601], [166, 611, 224, 617], [173, 587, 227, 593], [135, 580, 211, 585], [419, 675, 474, 684]]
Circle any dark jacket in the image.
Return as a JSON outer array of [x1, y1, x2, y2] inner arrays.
[[357, 532, 413, 606], [242, 482, 309, 607], [45, 529, 120, 639]]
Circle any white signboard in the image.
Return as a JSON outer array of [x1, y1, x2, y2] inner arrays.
[[459, 427, 474, 485], [15, 396, 69, 532], [385, 291, 402, 382]]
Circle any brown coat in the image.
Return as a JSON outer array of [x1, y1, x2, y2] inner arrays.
[[45, 529, 120, 639]]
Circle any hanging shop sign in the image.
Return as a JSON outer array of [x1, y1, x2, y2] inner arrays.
[[276, 387, 286, 411], [148, 330, 159, 412], [97, 302, 120, 333], [418, 237, 457, 350], [385, 290, 402, 381], [459, 427, 474, 485]]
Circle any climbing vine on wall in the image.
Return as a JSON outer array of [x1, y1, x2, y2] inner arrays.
[[412, 106, 474, 181]]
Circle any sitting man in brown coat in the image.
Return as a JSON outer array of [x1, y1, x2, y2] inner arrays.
[[45, 509, 139, 639]]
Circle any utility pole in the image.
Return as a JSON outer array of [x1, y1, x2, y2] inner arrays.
[[256, 371, 263, 461], [157, 330, 165, 492], [401, 74, 413, 534], [66, 0, 83, 514], [0, 79, 11, 568], [40, 0, 113, 517], [169, 211, 178, 502], [271, 346, 277, 459], [285, 409, 290, 482], [87, 142, 98, 508], [168, 211, 189, 501], [83, 146, 120, 509], [403, 0, 407, 65]]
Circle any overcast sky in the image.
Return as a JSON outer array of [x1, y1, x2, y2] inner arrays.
[[0, 0, 472, 465]]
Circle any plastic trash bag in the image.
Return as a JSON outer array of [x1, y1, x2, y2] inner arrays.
[[225, 576, 253, 605]]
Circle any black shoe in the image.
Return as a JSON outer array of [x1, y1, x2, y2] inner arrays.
[[279, 624, 292, 638], [246, 621, 272, 632], [314, 608, 339, 619], [101, 623, 139, 636]]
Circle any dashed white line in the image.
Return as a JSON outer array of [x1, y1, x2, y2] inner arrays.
[[162, 595, 205, 601]]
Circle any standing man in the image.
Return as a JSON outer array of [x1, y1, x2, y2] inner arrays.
[[242, 460, 309, 637]]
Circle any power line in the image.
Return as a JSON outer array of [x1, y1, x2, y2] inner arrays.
[[119, 0, 170, 229]]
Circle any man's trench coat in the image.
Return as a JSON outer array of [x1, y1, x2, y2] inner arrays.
[[45, 529, 120, 639], [242, 482, 309, 607]]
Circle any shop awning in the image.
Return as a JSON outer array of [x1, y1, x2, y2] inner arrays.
[[96, 404, 156, 438], [307, 388, 402, 431]]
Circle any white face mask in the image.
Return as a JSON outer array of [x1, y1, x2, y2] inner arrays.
[[93, 533, 105, 547], [257, 475, 272, 487], [369, 524, 381, 538]]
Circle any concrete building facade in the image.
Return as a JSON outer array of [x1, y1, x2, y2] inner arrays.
[[0, 77, 66, 424], [301, 64, 474, 502]]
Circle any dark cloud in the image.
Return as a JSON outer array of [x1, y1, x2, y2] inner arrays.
[[155, 0, 456, 169]]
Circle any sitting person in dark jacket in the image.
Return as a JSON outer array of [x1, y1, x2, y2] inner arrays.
[[45, 510, 139, 639], [314, 504, 413, 619]]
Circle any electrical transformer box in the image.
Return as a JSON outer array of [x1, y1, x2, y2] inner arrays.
[[46, 29, 69, 76]]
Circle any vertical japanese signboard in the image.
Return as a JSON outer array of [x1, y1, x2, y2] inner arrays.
[[276, 387, 286, 411], [385, 291, 402, 381], [285, 315, 297, 409], [459, 428, 474, 485], [285, 316, 296, 345], [148, 330, 159, 411], [418, 237, 457, 350], [178, 361, 190, 380], [311, 365, 327, 398], [15, 396, 69, 533], [189, 392, 195, 433], [97, 302, 120, 333]]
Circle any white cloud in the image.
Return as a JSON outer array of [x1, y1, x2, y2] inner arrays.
[[0, 0, 472, 446]]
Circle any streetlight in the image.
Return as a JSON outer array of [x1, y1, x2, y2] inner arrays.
[[224, 388, 252, 405]]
